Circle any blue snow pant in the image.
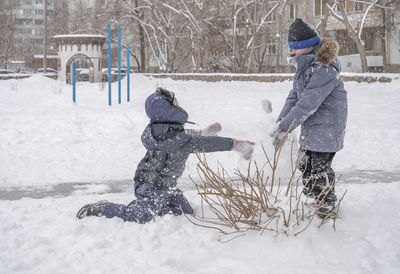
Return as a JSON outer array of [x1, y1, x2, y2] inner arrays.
[[102, 183, 194, 223]]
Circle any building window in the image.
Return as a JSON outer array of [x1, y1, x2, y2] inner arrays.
[[33, 29, 43, 35], [289, 4, 298, 20], [35, 9, 43, 15], [345, 0, 354, 12], [314, 0, 328, 16], [355, 2, 364, 11], [23, 29, 33, 35], [345, 0, 365, 12], [16, 18, 33, 25]]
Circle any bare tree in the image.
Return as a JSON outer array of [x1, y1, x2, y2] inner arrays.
[[273, 0, 289, 73], [67, 0, 295, 73], [117, 0, 193, 72], [134, 0, 146, 72], [317, 0, 335, 37], [328, 0, 383, 72], [0, 1, 18, 69], [197, 0, 284, 73], [377, 0, 399, 72]]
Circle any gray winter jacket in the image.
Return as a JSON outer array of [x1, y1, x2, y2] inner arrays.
[[134, 91, 233, 192], [278, 38, 348, 152]]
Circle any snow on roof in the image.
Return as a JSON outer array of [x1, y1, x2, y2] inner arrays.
[[54, 34, 106, 39], [34, 55, 58, 59]]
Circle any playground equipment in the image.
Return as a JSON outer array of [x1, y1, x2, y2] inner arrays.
[[106, 20, 131, 106], [55, 21, 131, 105]]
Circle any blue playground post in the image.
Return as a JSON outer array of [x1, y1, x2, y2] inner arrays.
[[118, 24, 121, 104], [127, 42, 130, 102], [107, 21, 112, 106], [71, 21, 128, 106], [72, 62, 76, 103]]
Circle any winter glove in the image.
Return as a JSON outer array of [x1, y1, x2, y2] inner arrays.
[[201, 122, 222, 136], [232, 139, 256, 160], [269, 125, 286, 148]]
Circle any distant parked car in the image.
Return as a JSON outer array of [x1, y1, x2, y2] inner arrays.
[[76, 68, 89, 81], [36, 68, 58, 74], [102, 68, 133, 81], [18, 67, 35, 74], [0, 69, 16, 74]]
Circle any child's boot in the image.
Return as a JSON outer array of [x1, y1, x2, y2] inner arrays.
[[317, 193, 337, 219], [77, 200, 109, 219]]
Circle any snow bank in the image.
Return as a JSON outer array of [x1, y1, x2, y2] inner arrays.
[[1, 74, 400, 187], [1, 74, 400, 273]]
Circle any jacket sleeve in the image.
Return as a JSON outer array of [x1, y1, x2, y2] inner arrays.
[[155, 131, 233, 154], [279, 67, 339, 133], [278, 88, 298, 120]]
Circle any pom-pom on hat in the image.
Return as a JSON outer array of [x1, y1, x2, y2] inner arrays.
[[288, 18, 320, 49]]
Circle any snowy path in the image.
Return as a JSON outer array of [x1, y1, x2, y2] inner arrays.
[[0, 170, 399, 201]]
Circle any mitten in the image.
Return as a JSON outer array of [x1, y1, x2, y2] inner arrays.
[[269, 125, 286, 147], [232, 139, 256, 160], [201, 122, 222, 136]]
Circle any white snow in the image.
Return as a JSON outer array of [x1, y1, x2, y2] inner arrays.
[[0, 74, 400, 273], [53, 34, 106, 38]]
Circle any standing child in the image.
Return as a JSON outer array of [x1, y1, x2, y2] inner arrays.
[[77, 88, 255, 223], [270, 18, 348, 217]]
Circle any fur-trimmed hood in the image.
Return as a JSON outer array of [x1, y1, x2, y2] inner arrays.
[[315, 37, 340, 65], [294, 37, 341, 72]]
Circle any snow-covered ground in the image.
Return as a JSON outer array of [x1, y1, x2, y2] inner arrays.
[[0, 74, 399, 273]]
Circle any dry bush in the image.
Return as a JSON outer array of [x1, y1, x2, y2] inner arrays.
[[186, 133, 346, 239]]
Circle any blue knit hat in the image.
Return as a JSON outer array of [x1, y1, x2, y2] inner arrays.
[[288, 18, 320, 50]]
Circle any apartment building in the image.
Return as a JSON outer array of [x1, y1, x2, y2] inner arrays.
[[4, 0, 67, 67]]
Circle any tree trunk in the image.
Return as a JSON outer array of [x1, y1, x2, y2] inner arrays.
[[275, 0, 288, 73], [318, 0, 334, 37], [43, 0, 48, 72], [135, 0, 146, 72], [246, 0, 258, 73], [382, 7, 388, 73], [338, 3, 368, 72]]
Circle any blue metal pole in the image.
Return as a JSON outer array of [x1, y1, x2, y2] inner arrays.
[[127, 42, 130, 102], [118, 24, 121, 104], [107, 21, 112, 106], [72, 61, 76, 103]]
